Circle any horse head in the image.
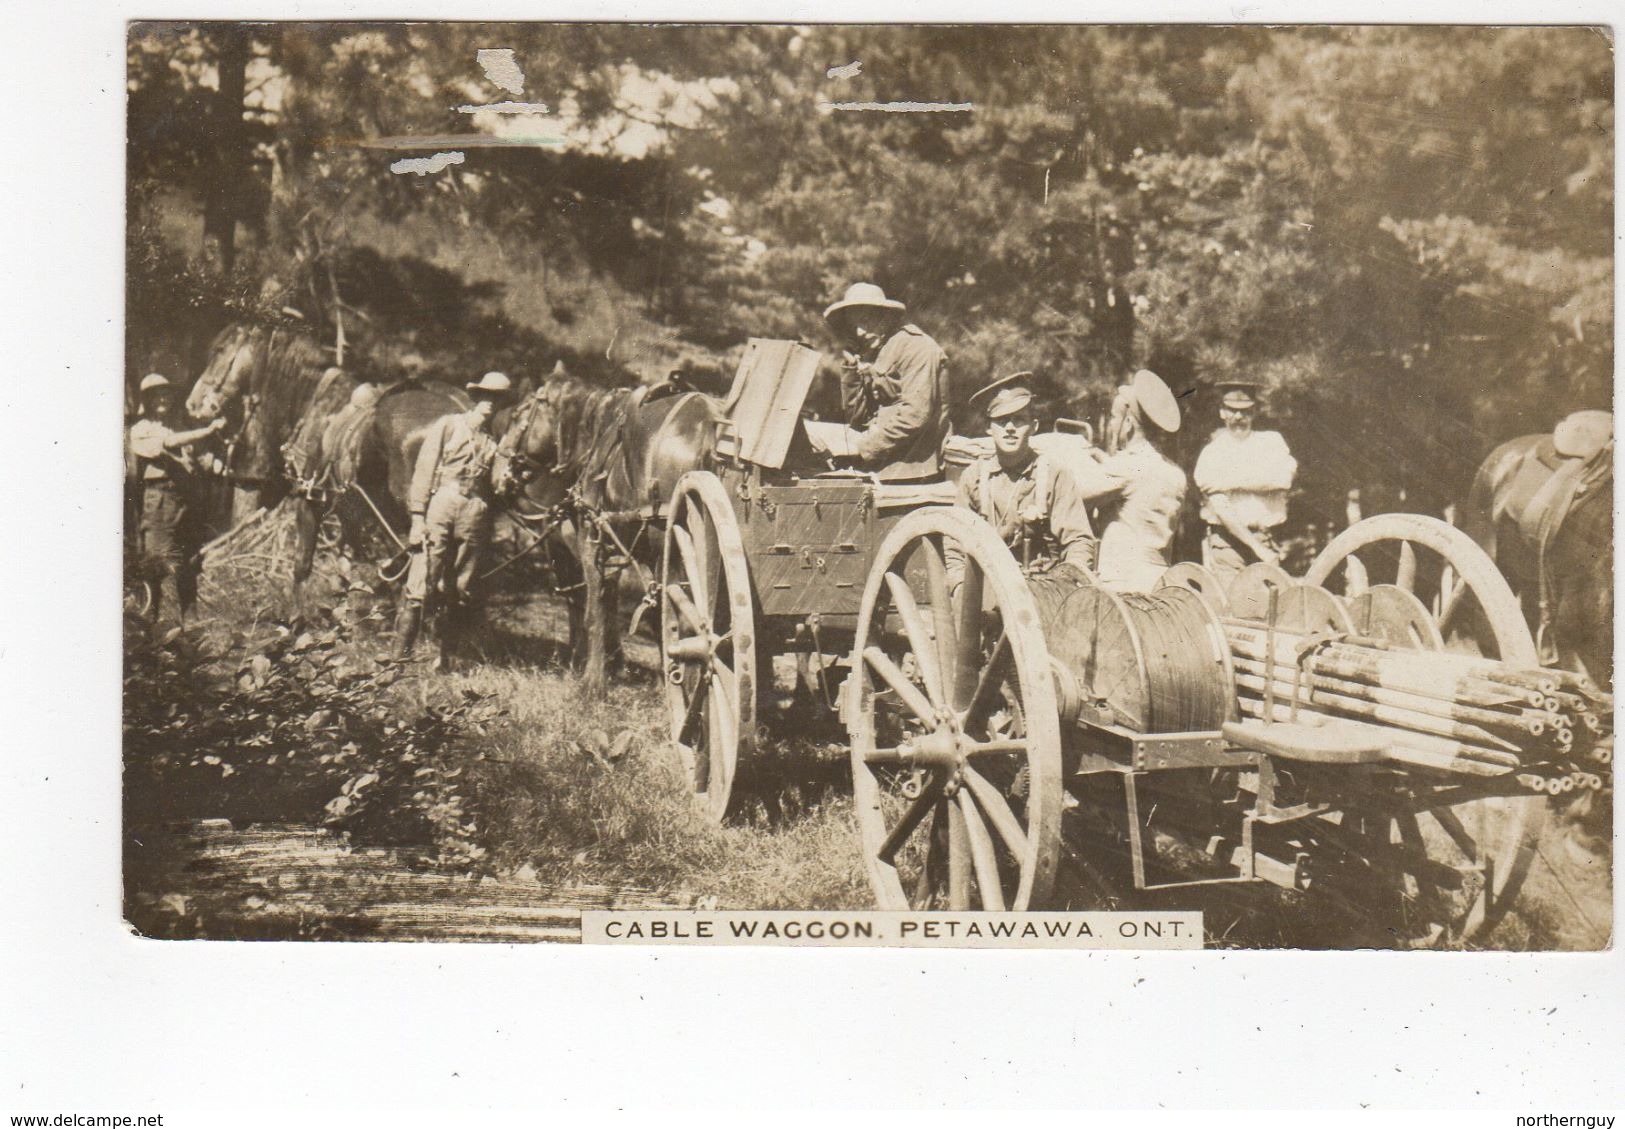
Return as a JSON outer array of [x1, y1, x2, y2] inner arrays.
[[187, 321, 330, 502], [188, 323, 261, 422], [495, 372, 582, 510]]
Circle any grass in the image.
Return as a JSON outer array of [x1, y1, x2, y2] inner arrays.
[[178, 536, 874, 911], [439, 634, 873, 909]]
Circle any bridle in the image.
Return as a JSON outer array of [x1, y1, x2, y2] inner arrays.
[[497, 385, 570, 486], [199, 324, 279, 482]]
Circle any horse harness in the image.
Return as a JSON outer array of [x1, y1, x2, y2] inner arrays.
[[496, 385, 655, 598], [218, 324, 285, 480]]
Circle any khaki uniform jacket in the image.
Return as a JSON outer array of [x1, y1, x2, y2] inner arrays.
[[946, 451, 1097, 588], [839, 324, 949, 481], [409, 412, 500, 515], [129, 418, 188, 480]]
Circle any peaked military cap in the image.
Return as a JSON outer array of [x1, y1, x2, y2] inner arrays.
[[970, 371, 1038, 419], [1129, 368, 1182, 433], [1216, 377, 1263, 410]]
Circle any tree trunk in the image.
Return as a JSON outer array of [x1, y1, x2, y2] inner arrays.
[[202, 24, 249, 272]]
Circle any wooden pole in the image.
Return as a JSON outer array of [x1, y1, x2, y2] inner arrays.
[[1234, 696, 1519, 775], [1222, 620, 1559, 694], [1231, 669, 1522, 751], [1223, 628, 1549, 707], [1229, 655, 1552, 738]]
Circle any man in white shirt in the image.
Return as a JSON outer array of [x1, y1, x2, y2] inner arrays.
[[127, 373, 227, 626], [1192, 378, 1298, 581]]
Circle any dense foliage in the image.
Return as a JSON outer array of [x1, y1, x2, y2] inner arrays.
[[123, 610, 504, 866], [127, 23, 1612, 526]]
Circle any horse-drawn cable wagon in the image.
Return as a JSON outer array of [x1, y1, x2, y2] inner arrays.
[[657, 340, 1612, 945]]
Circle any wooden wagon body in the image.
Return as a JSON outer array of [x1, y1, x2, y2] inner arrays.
[[656, 340, 1612, 946]]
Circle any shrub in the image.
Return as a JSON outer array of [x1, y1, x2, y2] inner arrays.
[[123, 608, 503, 868]]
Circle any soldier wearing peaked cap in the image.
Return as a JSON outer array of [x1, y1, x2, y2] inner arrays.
[[815, 283, 950, 481], [1193, 377, 1298, 581], [946, 372, 1097, 613], [127, 372, 229, 628], [1074, 369, 1190, 593], [394, 370, 515, 670]]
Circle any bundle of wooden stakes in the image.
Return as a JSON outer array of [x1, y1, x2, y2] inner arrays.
[[1223, 620, 1613, 793]]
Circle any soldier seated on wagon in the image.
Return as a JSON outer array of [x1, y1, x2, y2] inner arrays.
[[945, 372, 1098, 618], [806, 282, 950, 482]]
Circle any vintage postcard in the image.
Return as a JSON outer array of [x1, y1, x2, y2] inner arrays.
[[121, 21, 1613, 951]]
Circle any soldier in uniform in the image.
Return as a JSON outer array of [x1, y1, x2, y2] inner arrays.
[[394, 371, 514, 670], [126, 373, 227, 628], [1081, 369, 1189, 593], [1193, 377, 1298, 581], [812, 282, 950, 481], [946, 372, 1097, 616]]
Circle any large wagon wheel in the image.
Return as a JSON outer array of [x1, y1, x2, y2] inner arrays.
[[661, 471, 757, 822], [1305, 513, 1546, 946], [1307, 514, 1535, 662], [847, 507, 1063, 911]]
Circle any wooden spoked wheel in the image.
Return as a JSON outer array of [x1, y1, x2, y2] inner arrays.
[[1305, 514, 1546, 946], [1306, 514, 1535, 663], [1227, 561, 1295, 622], [1157, 562, 1232, 615], [124, 573, 157, 619], [847, 507, 1063, 912], [660, 472, 757, 823]]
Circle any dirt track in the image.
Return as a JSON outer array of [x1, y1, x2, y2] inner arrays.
[[127, 819, 696, 942]]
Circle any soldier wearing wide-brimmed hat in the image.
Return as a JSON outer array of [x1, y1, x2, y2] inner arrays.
[[394, 370, 515, 669], [1076, 369, 1189, 593], [127, 372, 228, 628], [1193, 376, 1298, 580], [946, 372, 1097, 604], [814, 282, 949, 481]]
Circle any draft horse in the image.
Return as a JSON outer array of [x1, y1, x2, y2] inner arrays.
[[187, 320, 332, 524], [1459, 411, 1613, 687], [496, 370, 726, 696], [282, 377, 473, 601]]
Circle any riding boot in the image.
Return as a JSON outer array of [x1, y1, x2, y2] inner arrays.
[[435, 604, 460, 674], [380, 600, 423, 663]]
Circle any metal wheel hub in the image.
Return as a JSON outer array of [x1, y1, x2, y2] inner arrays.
[[895, 720, 970, 770]]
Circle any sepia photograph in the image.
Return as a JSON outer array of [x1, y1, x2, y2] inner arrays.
[[120, 20, 1613, 951]]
